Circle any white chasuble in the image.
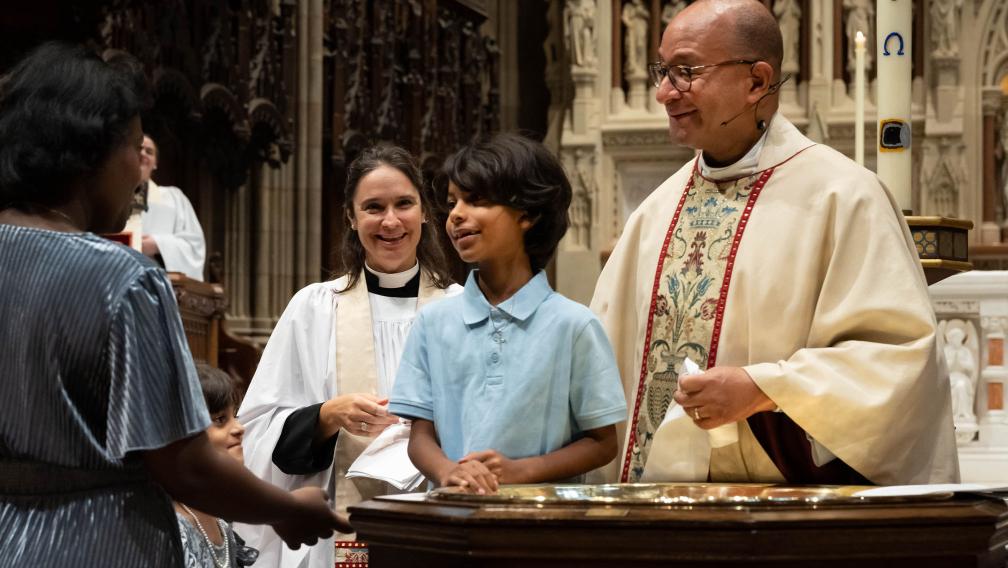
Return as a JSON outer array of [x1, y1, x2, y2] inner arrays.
[[625, 166, 773, 483], [591, 115, 959, 486]]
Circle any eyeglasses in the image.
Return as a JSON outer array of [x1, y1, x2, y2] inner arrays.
[[647, 59, 757, 91]]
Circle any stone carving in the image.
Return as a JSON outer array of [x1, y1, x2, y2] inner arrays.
[[564, 147, 597, 249], [921, 137, 968, 218], [565, 0, 598, 69], [774, 0, 802, 76], [930, 0, 965, 56], [661, 0, 688, 26], [622, 0, 650, 78], [940, 319, 980, 444], [843, 0, 874, 79], [934, 299, 981, 315]]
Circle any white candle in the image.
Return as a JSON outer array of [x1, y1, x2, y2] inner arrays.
[[854, 31, 865, 166], [876, 0, 913, 212]]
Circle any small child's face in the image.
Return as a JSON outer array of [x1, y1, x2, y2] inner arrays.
[[207, 403, 245, 463], [445, 182, 532, 266]]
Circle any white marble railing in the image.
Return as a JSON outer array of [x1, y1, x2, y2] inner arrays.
[[929, 270, 1008, 483]]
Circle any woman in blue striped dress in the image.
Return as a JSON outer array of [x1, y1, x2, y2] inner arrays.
[[0, 42, 347, 567]]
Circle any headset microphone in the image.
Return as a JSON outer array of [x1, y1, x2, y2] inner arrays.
[[719, 74, 792, 131]]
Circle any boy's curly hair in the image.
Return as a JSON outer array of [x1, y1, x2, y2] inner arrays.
[[442, 133, 572, 271]]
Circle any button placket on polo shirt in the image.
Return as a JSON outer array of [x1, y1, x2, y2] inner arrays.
[[485, 307, 506, 387]]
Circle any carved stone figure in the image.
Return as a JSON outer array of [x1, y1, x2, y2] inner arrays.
[[565, 0, 598, 69], [942, 321, 979, 443], [922, 138, 967, 218], [844, 0, 873, 79], [569, 148, 596, 248], [661, 0, 688, 26], [930, 0, 964, 56], [622, 0, 650, 78], [774, 0, 801, 75]]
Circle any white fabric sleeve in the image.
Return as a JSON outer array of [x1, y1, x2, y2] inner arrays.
[[234, 282, 339, 567], [149, 187, 206, 281]]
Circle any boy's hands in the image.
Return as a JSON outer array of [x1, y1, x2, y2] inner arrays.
[[439, 459, 499, 494], [460, 450, 527, 485]]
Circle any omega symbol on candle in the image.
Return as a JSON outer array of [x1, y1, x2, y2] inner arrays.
[[882, 32, 905, 56]]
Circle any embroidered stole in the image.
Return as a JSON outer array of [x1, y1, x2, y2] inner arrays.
[[331, 270, 444, 538], [621, 165, 774, 482]]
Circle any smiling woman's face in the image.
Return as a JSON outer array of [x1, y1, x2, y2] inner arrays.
[[349, 164, 423, 273]]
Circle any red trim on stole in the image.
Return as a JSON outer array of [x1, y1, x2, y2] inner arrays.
[[619, 166, 775, 482]]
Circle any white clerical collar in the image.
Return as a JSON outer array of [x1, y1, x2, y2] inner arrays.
[[698, 116, 774, 180], [364, 261, 419, 288]]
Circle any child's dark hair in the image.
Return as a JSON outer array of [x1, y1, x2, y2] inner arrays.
[[442, 133, 572, 271], [195, 363, 238, 415]]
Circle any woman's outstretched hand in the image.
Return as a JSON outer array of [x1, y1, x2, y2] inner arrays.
[[320, 393, 399, 438], [271, 487, 352, 549]]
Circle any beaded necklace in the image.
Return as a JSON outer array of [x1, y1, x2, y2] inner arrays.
[[180, 504, 230, 568]]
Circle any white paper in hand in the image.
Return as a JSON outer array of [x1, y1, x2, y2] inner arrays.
[[641, 357, 737, 482], [346, 421, 425, 491]]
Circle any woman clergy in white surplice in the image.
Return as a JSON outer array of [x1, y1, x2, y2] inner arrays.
[[237, 145, 461, 568]]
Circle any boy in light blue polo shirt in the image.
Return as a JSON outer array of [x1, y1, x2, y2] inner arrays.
[[389, 134, 626, 493]]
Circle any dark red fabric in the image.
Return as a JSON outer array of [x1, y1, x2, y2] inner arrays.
[[747, 411, 872, 485]]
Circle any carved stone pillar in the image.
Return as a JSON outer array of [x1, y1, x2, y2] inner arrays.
[[980, 89, 1002, 245], [226, 181, 251, 326], [559, 0, 604, 305], [252, 163, 271, 327], [295, 0, 324, 286], [556, 145, 602, 304], [252, 159, 296, 333]]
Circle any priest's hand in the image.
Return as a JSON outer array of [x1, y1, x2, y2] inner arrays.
[[439, 460, 499, 494], [318, 393, 398, 439], [460, 450, 526, 485], [673, 366, 777, 429]]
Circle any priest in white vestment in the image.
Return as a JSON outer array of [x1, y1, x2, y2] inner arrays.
[[236, 145, 461, 568], [591, 0, 958, 486], [133, 134, 206, 280]]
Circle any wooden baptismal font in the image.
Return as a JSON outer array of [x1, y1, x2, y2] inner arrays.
[[350, 483, 1008, 567]]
